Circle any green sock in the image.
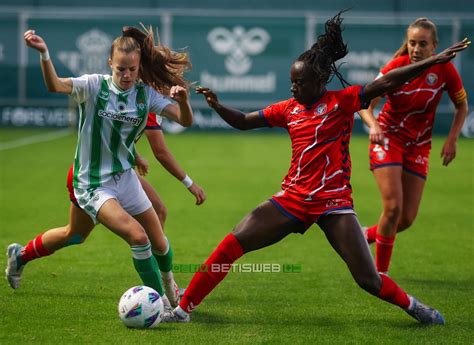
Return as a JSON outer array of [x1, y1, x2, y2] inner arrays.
[[131, 243, 164, 296], [154, 239, 173, 273]]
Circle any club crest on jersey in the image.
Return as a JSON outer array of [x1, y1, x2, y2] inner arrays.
[[426, 73, 438, 86], [290, 106, 300, 115], [316, 103, 327, 115], [136, 101, 145, 111]]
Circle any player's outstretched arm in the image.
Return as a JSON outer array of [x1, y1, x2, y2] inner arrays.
[[363, 38, 471, 103], [161, 86, 193, 127], [195, 86, 267, 130], [23, 29, 72, 94], [145, 129, 207, 205]]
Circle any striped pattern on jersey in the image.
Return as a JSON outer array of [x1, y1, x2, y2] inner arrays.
[[72, 76, 148, 189]]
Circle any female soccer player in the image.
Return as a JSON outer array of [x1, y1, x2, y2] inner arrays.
[[163, 13, 469, 324], [360, 18, 469, 274], [6, 25, 194, 307]]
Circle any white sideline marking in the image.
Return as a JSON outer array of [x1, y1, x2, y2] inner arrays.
[[0, 129, 73, 151]]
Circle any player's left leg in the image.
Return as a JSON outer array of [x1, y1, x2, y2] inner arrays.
[[5, 204, 94, 289], [318, 213, 444, 325]]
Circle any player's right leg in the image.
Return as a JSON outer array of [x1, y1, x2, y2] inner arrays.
[[5, 204, 94, 289], [163, 200, 305, 322]]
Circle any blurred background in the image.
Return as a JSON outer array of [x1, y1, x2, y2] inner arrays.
[[0, 0, 473, 136]]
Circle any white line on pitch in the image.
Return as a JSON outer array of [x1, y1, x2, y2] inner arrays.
[[0, 129, 73, 151]]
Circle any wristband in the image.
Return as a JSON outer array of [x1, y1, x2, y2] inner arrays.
[[40, 50, 50, 61], [181, 174, 193, 188]]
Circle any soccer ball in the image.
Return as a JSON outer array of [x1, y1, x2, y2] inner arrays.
[[118, 286, 164, 328]]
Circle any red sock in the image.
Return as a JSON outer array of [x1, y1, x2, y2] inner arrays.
[[365, 225, 377, 244], [375, 233, 395, 273], [377, 273, 410, 309], [179, 233, 244, 313], [20, 233, 52, 264]]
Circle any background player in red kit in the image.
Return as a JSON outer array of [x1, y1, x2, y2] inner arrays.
[[162, 12, 470, 324], [360, 18, 469, 274]]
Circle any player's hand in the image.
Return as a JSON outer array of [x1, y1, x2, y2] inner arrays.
[[135, 155, 149, 176], [434, 38, 471, 63], [195, 86, 219, 108], [368, 123, 385, 145], [440, 139, 457, 166], [24, 30, 48, 53], [188, 182, 207, 205], [169, 85, 189, 104]]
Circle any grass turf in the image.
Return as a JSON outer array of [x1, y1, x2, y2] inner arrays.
[[0, 128, 472, 344]]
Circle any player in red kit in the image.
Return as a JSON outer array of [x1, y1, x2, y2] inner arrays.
[[161, 12, 469, 325], [360, 18, 469, 274]]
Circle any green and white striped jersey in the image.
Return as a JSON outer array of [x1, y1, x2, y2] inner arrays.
[[70, 74, 171, 189]]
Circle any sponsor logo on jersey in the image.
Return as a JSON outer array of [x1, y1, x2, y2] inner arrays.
[[98, 89, 109, 101], [316, 103, 328, 115], [426, 73, 438, 86], [98, 110, 142, 126]]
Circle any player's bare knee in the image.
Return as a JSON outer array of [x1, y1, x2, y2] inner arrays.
[[128, 229, 149, 246]]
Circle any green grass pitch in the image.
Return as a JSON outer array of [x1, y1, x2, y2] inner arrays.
[[0, 128, 472, 344]]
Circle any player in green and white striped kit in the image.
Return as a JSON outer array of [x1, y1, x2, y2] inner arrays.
[[9, 26, 192, 308]]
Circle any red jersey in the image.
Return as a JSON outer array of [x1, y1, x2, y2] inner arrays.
[[260, 85, 366, 202], [377, 55, 466, 148], [146, 112, 162, 129]]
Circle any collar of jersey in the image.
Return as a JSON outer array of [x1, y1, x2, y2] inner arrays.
[[302, 88, 327, 109], [106, 76, 138, 96]]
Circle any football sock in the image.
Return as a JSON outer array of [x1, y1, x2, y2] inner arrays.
[[179, 233, 244, 313], [375, 233, 395, 273], [377, 273, 410, 309], [365, 225, 378, 244], [153, 237, 173, 273], [131, 242, 164, 296], [19, 233, 52, 265]]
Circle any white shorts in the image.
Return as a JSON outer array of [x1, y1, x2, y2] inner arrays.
[[74, 169, 152, 224]]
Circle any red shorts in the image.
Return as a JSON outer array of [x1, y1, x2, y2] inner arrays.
[[66, 164, 79, 206], [369, 139, 430, 179], [271, 191, 354, 233]]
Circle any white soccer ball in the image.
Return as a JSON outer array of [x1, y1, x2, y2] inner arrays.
[[118, 286, 164, 328]]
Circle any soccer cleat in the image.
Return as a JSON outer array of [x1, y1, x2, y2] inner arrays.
[[163, 279, 180, 308], [5, 243, 25, 289], [405, 296, 445, 325], [161, 295, 173, 312], [161, 307, 190, 323]]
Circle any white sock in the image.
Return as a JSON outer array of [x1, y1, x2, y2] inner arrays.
[[174, 306, 189, 317], [407, 296, 415, 310]]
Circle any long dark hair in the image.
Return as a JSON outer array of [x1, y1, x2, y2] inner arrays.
[[110, 24, 191, 95], [297, 11, 350, 88]]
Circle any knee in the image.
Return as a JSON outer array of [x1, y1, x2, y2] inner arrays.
[[397, 216, 415, 232], [127, 228, 149, 246], [355, 272, 382, 295], [382, 201, 402, 223]]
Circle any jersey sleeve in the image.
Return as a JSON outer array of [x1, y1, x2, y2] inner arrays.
[[338, 85, 367, 114], [70, 74, 101, 104], [146, 113, 163, 130], [443, 62, 467, 105], [148, 89, 173, 116], [259, 100, 290, 128]]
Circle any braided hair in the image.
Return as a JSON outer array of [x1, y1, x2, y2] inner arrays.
[[297, 11, 350, 88], [111, 25, 191, 95]]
